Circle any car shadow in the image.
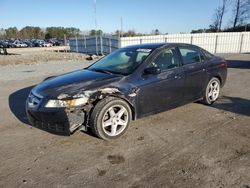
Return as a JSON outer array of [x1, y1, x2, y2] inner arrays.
[[8, 85, 34, 125], [211, 96, 250, 117], [227, 59, 250, 69]]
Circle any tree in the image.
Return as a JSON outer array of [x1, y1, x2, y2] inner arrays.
[[191, 29, 206, 33], [123, 30, 136, 37], [0, 28, 6, 39], [18, 26, 44, 39], [152, 29, 160, 35], [115, 30, 120, 36], [210, 10, 221, 31], [90, 29, 96, 36], [211, 0, 228, 31], [65, 27, 80, 38], [46, 27, 65, 39], [89, 29, 103, 36], [46, 27, 80, 39], [232, 0, 250, 28], [5, 27, 18, 38]]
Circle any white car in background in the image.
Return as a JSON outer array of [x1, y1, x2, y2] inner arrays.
[[42, 42, 53, 47], [12, 40, 28, 48]]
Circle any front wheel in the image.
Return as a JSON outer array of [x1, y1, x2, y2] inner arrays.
[[202, 77, 220, 105], [90, 97, 132, 140]]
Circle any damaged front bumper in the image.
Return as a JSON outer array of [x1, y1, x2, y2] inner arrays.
[[26, 86, 124, 135], [26, 99, 86, 136]]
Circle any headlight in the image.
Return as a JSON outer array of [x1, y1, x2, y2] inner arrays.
[[45, 97, 89, 108]]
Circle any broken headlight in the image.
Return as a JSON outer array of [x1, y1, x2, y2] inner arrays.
[[45, 97, 89, 108]]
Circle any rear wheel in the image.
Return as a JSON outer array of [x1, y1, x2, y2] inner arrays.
[[90, 97, 132, 140], [202, 77, 220, 105]]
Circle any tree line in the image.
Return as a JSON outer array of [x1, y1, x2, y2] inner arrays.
[[0, 26, 81, 39]]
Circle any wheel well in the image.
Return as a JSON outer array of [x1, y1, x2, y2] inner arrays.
[[214, 76, 222, 85], [91, 95, 136, 120]]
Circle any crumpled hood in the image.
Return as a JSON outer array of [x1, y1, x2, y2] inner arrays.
[[32, 69, 121, 98]]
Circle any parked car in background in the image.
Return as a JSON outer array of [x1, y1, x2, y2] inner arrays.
[[0, 40, 11, 48], [23, 40, 34, 47], [1, 40, 10, 48], [45, 39, 56, 46], [33, 40, 45, 47], [0, 38, 67, 48], [12, 40, 28, 48], [26, 43, 227, 140], [54, 39, 63, 46], [42, 42, 53, 47]]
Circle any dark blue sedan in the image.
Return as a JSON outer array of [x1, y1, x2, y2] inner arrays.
[[26, 43, 227, 140]]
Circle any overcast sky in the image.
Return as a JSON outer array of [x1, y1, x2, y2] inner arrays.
[[1, 0, 234, 33]]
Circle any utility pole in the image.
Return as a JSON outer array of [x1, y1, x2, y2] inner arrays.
[[94, 0, 98, 54], [120, 17, 123, 38]]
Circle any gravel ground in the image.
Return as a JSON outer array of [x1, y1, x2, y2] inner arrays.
[[0, 53, 250, 188], [0, 46, 86, 65]]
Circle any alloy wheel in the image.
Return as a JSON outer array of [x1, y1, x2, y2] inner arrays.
[[101, 105, 129, 137], [207, 80, 220, 102]]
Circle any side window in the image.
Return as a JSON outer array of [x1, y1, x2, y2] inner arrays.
[[148, 48, 179, 71], [179, 47, 205, 65]]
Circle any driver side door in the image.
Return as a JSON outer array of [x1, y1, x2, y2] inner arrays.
[[136, 47, 185, 117]]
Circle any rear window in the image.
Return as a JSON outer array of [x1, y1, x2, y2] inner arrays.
[[202, 49, 214, 60]]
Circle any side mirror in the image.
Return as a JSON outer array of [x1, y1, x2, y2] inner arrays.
[[144, 67, 161, 75]]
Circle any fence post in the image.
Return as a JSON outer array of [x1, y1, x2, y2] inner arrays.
[[83, 34, 87, 54], [118, 36, 121, 49], [239, 33, 244, 53], [75, 36, 78, 53], [95, 34, 98, 55], [214, 35, 218, 54], [165, 37, 168, 43], [100, 34, 103, 55], [190, 36, 193, 44], [140, 39, 143, 44], [109, 37, 112, 53]]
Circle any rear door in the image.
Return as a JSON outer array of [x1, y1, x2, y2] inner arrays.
[[178, 46, 208, 101]]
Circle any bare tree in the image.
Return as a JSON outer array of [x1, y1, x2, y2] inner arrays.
[[211, 0, 228, 31], [210, 9, 221, 31], [232, 0, 250, 28]]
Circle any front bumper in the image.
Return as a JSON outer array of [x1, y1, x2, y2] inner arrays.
[[26, 102, 85, 136]]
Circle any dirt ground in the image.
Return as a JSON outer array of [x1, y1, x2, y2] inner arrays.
[[0, 53, 250, 188], [0, 46, 86, 65]]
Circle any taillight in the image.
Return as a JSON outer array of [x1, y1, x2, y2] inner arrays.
[[224, 60, 228, 67], [219, 61, 227, 68]]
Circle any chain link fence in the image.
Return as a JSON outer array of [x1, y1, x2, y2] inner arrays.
[[69, 35, 120, 55]]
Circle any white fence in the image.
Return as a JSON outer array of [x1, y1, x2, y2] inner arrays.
[[69, 32, 250, 54], [121, 32, 250, 54]]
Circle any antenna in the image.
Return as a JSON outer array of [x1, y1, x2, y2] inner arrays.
[[94, 0, 97, 29], [120, 17, 123, 38]]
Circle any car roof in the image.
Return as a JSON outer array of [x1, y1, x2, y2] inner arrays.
[[124, 43, 200, 50]]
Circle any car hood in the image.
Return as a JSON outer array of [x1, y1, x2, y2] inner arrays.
[[32, 69, 122, 98]]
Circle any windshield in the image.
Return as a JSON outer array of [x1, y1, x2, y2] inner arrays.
[[88, 47, 153, 75]]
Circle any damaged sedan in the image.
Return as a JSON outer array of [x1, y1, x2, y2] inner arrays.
[[26, 43, 227, 140]]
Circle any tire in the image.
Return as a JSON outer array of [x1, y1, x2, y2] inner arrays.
[[90, 97, 132, 140], [202, 77, 220, 105]]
